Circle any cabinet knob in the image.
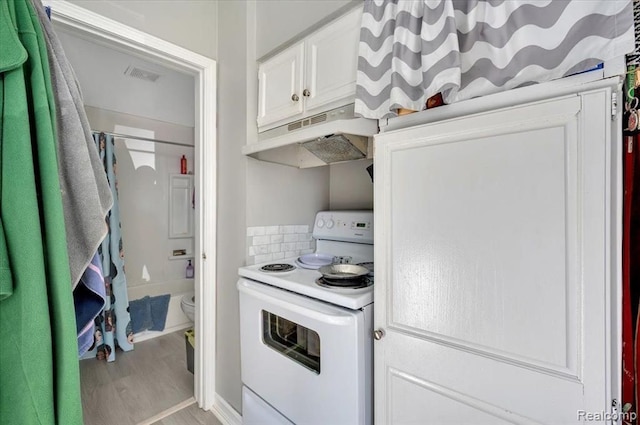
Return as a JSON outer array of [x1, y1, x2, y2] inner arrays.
[[303, 89, 311, 97], [373, 329, 385, 340], [291, 93, 299, 102]]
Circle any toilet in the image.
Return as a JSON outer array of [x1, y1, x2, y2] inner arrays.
[[180, 292, 195, 322]]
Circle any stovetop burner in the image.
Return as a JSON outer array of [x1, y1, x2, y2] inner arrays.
[[315, 276, 373, 289], [260, 263, 296, 273]]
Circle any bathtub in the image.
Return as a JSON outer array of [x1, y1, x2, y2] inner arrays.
[[127, 279, 193, 342]]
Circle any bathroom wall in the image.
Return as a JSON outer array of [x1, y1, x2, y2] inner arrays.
[[86, 107, 196, 294]]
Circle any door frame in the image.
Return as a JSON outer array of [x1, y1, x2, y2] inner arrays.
[[43, 0, 219, 415]]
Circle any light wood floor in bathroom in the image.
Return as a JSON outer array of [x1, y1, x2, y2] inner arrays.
[[80, 329, 222, 425]]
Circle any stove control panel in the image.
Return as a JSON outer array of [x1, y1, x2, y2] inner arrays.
[[313, 210, 373, 244]]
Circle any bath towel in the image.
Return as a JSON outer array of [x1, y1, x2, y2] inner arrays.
[[129, 296, 153, 334], [0, 1, 82, 423], [32, 0, 113, 290], [74, 253, 106, 356], [149, 294, 171, 331], [129, 294, 172, 333]]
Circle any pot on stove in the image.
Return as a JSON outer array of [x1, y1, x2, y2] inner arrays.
[[318, 264, 369, 280]]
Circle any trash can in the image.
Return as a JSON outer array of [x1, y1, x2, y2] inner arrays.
[[185, 328, 194, 374]]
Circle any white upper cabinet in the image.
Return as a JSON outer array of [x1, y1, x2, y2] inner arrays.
[[257, 42, 304, 129], [303, 6, 362, 113], [257, 6, 363, 131]]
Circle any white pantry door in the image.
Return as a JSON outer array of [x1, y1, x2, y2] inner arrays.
[[374, 88, 620, 424]]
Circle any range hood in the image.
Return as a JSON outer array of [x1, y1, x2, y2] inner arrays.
[[243, 104, 378, 168]]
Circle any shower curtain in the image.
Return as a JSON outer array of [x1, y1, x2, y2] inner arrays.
[[87, 132, 134, 362]]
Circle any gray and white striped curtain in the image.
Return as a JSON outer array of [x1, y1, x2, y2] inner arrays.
[[356, 0, 636, 119]]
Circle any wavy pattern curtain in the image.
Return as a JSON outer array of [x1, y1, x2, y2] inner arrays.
[[356, 0, 636, 119]]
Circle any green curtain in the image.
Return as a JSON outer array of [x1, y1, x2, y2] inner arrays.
[[0, 0, 82, 423]]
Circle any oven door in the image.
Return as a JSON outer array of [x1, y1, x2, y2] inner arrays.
[[238, 278, 372, 425]]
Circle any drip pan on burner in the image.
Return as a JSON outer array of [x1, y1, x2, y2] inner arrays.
[[316, 276, 373, 289], [260, 263, 295, 273]]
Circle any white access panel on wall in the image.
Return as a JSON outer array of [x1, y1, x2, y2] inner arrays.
[[169, 174, 194, 239], [374, 84, 621, 423]]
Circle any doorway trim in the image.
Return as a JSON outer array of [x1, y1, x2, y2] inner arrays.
[[43, 0, 219, 416]]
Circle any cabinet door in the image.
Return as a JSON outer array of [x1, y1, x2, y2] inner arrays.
[[374, 89, 619, 423], [257, 42, 304, 128], [303, 6, 362, 113], [169, 174, 193, 238]]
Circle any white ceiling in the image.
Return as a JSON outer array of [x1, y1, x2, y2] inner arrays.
[[55, 28, 196, 128]]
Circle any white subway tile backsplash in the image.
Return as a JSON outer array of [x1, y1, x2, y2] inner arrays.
[[253, 235, 270, 246], [254, 253, 273, 263], [265, 226, 279, 235], [281, 225, 296, 234], [282, 242, 297, 251], [269, 243, 281, 253], [283, 234, 298, 243], [247, 224, 316, 264], [247, 226, 266, 237], [248, 245, 268, 256]]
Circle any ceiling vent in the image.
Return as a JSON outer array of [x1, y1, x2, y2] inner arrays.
[[124, 66, 161, 82]]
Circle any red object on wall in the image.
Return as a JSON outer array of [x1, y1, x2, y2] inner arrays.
[[180, 155, 187, 174]]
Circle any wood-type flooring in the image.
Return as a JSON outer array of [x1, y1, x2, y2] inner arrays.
[[80, 329, 221, 425]]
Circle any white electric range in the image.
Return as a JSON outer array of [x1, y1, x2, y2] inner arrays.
[[238, 210, 374, 425]]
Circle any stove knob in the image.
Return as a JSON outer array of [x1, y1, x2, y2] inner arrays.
[[316, 219, 325, 228], [326, 219, 334, 229]]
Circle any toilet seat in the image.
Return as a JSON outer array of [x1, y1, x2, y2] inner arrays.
[[181, 292, 195, 322], [181, 292, 195, 307]]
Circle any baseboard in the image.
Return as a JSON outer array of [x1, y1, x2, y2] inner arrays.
[[136, 397, 195, 425], [133, 322, 192, 343], [210, 393, 242, 425]]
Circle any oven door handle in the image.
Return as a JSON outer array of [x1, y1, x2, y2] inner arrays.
[[238, 279, 356, 326]]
